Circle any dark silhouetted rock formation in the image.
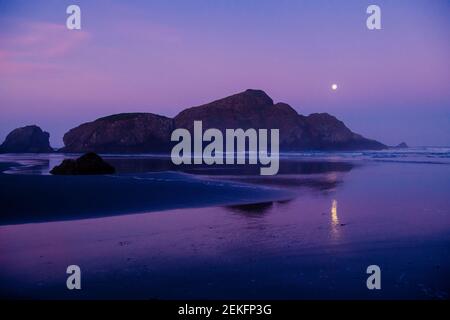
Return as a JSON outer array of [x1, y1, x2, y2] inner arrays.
[[50, 152, 116, 175], [0, 125, 53, 153], [60, 89, 386, 153], [175, 89, 385, 150], [394, 142, 408, 148], [60, 113, 174, 153]]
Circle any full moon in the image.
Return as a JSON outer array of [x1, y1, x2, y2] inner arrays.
[[331, 84, 338, 91]]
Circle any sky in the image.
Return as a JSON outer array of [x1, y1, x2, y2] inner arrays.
[[0, 0, 449, 147]]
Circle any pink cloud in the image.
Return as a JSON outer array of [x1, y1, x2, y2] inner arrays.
[[0, 21, 90, 74]]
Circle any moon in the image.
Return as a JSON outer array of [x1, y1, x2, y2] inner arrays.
[[331, 83, 338, 91]]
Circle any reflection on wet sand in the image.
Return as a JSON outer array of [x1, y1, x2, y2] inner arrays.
[[331, 199, 340, 240], [198, 160, 354, 194], [221, 161, 352, 218], [3, 155, 355, 199]]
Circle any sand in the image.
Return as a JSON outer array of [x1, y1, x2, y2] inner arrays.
[[0, 162, 291, 225]]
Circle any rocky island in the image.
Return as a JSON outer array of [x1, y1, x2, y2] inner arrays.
[[394, 142, 409, 148], [50, 152, 116, 175], [0, 125, 53, 153], [59, 89, 386, 153]]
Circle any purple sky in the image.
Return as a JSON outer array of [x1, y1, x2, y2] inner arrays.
[[1, 0, 449, 147]]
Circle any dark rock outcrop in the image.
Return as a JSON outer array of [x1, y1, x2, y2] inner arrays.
[[394, 142, 408, 148], [60, 113, 174, 153], [302, 113, 385, 150], [174, 89, 386, 151], [60, 89, 386, 153], [0, 125, 53, 153], [50, 152, 116, 175]]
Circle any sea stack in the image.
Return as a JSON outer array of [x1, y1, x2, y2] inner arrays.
[[394, 142, 409, 148], [60, 113, 174, 153], [50, 152, 116, 175], [0, 125, 53, 153]]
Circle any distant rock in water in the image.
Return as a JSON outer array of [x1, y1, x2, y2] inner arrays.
[[0, 125, 53, 153], [60, 89, 386, 153], [394, 142, 408, 148], [50, 152, 116, 175]]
